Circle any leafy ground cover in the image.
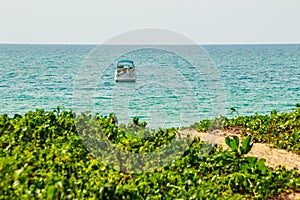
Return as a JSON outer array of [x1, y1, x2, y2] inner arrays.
[[0, 108, 299, 199]]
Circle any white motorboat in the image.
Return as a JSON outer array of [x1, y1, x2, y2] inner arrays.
[[114, 60, 136, 82]]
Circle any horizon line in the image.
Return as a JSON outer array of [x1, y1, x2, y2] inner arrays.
[[0, 42, 299, 45]]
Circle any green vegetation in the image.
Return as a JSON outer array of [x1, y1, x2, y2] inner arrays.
[[0, 108, 299, 199], [198, 104, 300, 154]]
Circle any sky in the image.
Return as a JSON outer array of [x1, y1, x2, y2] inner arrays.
[[1, 0, 300, 44]]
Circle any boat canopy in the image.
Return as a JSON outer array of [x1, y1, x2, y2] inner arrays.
[[117, 60, 135, 68], [118, 60, 134, 64]]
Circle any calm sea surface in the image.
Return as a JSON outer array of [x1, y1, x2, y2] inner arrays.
[[1, 44, 299, 128]]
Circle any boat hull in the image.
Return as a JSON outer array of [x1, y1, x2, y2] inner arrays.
[[115, 71, 136, 82]]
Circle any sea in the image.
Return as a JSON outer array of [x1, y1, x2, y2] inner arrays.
[[0, 44, 299, 128]]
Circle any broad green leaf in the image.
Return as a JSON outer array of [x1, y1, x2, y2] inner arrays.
[[233, 136, 239, 148], [241, 136, 253, 155], [229, 140, 239, 152], [225, 137, 231, 148], [256, 158, 266, 168]]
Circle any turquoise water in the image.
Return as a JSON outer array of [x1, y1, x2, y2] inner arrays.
[[1, 44, 299, 127]]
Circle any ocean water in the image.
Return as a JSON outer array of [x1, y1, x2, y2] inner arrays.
[[1, 44, 299, 128]]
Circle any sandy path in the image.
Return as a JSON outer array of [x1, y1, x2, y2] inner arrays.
[[178, 129, 300, 199], [178, 129, 300, 171]]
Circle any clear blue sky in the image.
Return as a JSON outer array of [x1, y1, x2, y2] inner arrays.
[[1, 0, 299, 44]]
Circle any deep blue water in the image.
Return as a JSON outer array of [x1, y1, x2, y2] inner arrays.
[[1, 44, 299, 128]]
